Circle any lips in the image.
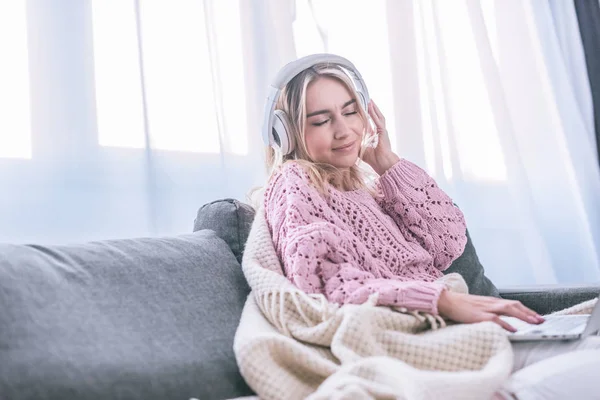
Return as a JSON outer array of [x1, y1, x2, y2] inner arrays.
[[333, 141, 356, 151]]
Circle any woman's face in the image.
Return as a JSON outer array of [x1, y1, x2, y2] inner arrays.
[[303, 76, 364, 169]]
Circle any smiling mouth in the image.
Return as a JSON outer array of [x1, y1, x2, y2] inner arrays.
[[333, 141, 355, 151]]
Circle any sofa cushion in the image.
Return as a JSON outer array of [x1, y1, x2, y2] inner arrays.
[[193, 198, 255, 263], [195, 199, 499, 297], [0, 230, 253, 400], [444, 230, 499, 297]]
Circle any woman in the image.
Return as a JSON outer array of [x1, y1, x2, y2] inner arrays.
[[262, 55, 600, 399]]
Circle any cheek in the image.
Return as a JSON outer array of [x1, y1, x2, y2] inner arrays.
[[304, 129, 330, 155], [352, 116, 366, 133]]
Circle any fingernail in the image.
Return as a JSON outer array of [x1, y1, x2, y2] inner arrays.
[[528, 316, 538, 323]]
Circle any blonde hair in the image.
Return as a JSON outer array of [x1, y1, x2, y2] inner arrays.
[[264, 63, 376, 195]]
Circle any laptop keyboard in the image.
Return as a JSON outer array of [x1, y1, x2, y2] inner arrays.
[[501, 315, 590, 335]]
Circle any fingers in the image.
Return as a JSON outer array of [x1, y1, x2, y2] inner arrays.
[[491, 299, 544, 325], [438, 293, 543, 333], [515, 302, 544, 323], [487, 314, 517, 332], [507, 307, 539, 325]]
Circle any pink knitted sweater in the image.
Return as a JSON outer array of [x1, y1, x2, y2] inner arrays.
[[264, 159, 467, 315]]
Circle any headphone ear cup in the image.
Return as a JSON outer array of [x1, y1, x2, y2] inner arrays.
[[272, 109, 295, 155]]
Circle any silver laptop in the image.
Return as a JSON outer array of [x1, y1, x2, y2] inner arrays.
[[501, 297, 600, 341]]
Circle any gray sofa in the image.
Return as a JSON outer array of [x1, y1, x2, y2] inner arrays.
[[1, 198, 598, 400]]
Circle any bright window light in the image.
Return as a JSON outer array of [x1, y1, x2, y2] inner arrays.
[[415, 0, 454, 180], [293, 0, 326, 57], [138, 0, 219, 153], [92, 0, 146, 149], [206, 0, 248, 155], [92, 0, 221, 153], [0, 1, 32, 159], [436, 0, 507, 182], [413, 1, 437, 176]]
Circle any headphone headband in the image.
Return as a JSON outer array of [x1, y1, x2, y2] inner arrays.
[[262, 53, 370, 152]]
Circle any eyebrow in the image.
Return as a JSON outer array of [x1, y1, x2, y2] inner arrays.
[[306, 99, 356, 118]]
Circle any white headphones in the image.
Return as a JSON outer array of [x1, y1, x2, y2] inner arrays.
[[262, 53, 370, 156]]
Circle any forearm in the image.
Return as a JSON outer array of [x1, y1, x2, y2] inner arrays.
[[378, 159, 467, 269], [378, 159, 458, 212], [324, 266, 447, 314]]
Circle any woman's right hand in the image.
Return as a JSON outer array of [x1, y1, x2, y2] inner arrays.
[[437, 290, 545, 332]]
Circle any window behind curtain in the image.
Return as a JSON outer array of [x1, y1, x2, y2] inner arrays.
[[91, 0, 248, 155]]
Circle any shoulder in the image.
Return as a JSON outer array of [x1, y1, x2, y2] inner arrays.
[[267, 161, 314, 194], [279, 161, 312, 181], [264, 162, 325, 209]]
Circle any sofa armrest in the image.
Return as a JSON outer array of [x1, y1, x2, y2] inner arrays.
[[499, 284, 600, 315]]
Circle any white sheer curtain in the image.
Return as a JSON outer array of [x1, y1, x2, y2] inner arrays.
[[0, 0, 288, 244], [290, 0, 600, 285], [1, 0, 599, 286]]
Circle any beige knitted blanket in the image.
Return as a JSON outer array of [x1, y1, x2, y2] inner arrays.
[[233, 207, 596, 400]]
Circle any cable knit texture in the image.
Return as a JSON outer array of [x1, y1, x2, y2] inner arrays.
[[264, 159, 467, 315]]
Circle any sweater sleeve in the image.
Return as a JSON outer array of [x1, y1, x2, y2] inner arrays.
[[264, 162, 446, 314], [377, 159, 467, 272]]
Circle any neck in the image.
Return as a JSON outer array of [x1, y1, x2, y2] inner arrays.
[[329, 167, 355, 191]]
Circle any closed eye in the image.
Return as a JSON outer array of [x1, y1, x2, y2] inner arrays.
[[344, 111, 358, 116], [313, 119, 330, 127]]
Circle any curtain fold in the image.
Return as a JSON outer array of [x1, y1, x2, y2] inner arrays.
[[573, 0, 600, 166]]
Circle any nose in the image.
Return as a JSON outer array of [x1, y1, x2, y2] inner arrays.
[[332, 116, 351, 140]]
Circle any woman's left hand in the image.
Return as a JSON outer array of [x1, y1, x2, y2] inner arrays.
[[361, 100, 400, 175]]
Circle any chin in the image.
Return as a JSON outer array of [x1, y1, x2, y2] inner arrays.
[[331, 156, 359, 170]]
